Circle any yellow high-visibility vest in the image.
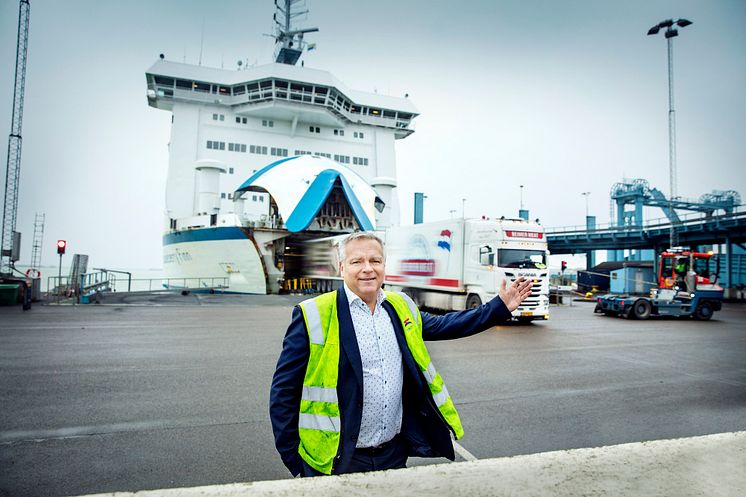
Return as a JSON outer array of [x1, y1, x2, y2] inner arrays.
[[297, 290, 464, 474]]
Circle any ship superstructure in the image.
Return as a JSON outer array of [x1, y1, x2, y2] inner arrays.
[[145, 1, 418, 293]]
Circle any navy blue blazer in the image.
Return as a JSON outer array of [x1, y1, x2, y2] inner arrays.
[[269, 289, 512, 476]]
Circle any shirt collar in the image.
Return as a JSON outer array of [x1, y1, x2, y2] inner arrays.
[[343, 283, 386, 308]]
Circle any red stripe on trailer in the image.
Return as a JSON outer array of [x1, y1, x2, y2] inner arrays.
[[428, 278, 460, 288]]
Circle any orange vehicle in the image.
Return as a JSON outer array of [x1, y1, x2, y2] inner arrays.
[[658, 248, 720, 291]]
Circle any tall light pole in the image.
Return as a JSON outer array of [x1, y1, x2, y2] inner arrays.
[[461, 198, 466, 219], [648, 18, 692, 248], [519, 185, 524, 210], [581, 191, 591, 218]]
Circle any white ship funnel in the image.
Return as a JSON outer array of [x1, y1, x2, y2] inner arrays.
[[194, 160, 226, 215]]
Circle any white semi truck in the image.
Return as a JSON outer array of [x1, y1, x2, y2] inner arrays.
[[304, 218, 550, 321]]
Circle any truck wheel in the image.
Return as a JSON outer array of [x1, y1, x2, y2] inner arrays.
[[694, 301, 713, 321], [466, 294, 482, 309], [632, 299, 652, 320]]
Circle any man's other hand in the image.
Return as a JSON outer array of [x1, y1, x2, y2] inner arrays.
[[499, 277, 533, 312]]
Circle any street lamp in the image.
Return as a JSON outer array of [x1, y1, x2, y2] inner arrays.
[[461, 198, 466, 219], [519, 185, 524, 210], [648, 18, 692, 248], [581, 191, 591, 218]]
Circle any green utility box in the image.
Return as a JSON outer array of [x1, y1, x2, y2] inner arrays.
[[0, 283, 21, 305]]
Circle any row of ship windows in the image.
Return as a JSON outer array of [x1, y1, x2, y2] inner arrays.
[[293, 150, 368, 166], [207, 141, 370, 165], [212, 113, 363, 139], [154, 75, 414, 124], [220, 193, 265, 202], [206, 140, 288, 157]]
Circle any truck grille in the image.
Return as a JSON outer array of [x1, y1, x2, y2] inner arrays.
[[509, 278, 543, 309]]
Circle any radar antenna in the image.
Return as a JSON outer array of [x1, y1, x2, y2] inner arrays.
[[272, 0, 318, 65]]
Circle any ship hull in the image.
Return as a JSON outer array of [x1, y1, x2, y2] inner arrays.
[[163, 227, 269, 294]]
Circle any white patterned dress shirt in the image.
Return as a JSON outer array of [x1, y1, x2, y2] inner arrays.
[[343, 284, 404, 448]]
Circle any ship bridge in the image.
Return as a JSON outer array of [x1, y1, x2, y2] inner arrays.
[[145, 60, 418, 138]]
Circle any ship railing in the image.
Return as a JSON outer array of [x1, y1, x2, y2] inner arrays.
[[162, 85, 413, 131]]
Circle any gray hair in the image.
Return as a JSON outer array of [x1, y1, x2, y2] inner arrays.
[[338, 232, 385, 262]]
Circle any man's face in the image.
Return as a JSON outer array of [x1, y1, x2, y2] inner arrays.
[[340, 238, 385, 303]]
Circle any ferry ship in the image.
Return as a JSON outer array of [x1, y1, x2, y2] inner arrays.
[[145, 1, 417, 293]]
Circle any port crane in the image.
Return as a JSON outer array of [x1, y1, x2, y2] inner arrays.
[[1, 0, 30, 277]]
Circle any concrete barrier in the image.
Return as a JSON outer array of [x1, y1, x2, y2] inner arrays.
[[75, 431, 745, 497]]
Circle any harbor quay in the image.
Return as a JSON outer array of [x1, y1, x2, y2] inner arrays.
[[1, 297, 745, 497]]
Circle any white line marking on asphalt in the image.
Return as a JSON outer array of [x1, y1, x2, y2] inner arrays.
[[453, 440, 478, 461]]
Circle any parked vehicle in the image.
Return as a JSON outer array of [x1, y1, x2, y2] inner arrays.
[[594, 249, 723, 320]]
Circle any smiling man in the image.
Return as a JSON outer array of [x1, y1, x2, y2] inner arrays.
[[269, 231, 532, 477]]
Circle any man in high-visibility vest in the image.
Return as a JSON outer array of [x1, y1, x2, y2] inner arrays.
[[270, 232, 532, 477]]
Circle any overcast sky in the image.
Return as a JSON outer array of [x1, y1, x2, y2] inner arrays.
[[1, 0, 744, 270]]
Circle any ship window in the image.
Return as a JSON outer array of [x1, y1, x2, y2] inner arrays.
[[236, 117, 241, 123], [221, 193, 226, 199], [175, 79, 192, 89], [241, 144, 247, 153], [252, 195, 257, 201], [383, 110, 396, 118], [353, 157, 358, 165], [219, 142, 225, 150], [349, 105, 358, 113], [363, 158, 368, 165], [261, 146, 267, 154], [247, 82, 259, 91], [228, 143, 235, 151], [359, 132, 364, 139], [259, 196, 264, 202], [233, 85, 246, 95], [193, 81, 210, 93], [229, 167, 234, 174], [260, 80, 272, 89], [206, 140, 213, 149], [228, 193, 233, 199], [154, 76, 174, 86], [290, 83, 304, 91], [242, 117, 247, 124], [275, 80, 288, 89], [250, 145, 256, 153], [399, 113, 412, 120], [219, 86, 230, 95], [315, 86, 328, 95]]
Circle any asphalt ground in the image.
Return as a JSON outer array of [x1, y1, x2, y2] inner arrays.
[[1, 296, 745, 497]]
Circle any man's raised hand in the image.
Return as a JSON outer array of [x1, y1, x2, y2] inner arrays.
[[499, 277, 533, 312]]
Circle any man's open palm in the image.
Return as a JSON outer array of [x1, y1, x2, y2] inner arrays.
[[499, 277, 533, 311]]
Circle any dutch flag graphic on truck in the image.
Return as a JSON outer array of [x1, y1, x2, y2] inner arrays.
[[438, 229, 452, 271]]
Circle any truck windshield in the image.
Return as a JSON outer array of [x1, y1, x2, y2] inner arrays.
[[498, 249, 546, 269]]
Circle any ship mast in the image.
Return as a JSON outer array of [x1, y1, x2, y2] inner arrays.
[[272, 0, 318, 65]]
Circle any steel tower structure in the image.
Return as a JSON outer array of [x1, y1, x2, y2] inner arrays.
[[1, 0, 31, 276]]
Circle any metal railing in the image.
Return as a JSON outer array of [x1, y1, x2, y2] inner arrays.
[[45, 273, 230, 298], [546, 205, 746, 236]]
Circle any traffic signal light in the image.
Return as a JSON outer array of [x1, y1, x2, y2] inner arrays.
[[57, 240, 67, 255], [561, 261, 567, 272]]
